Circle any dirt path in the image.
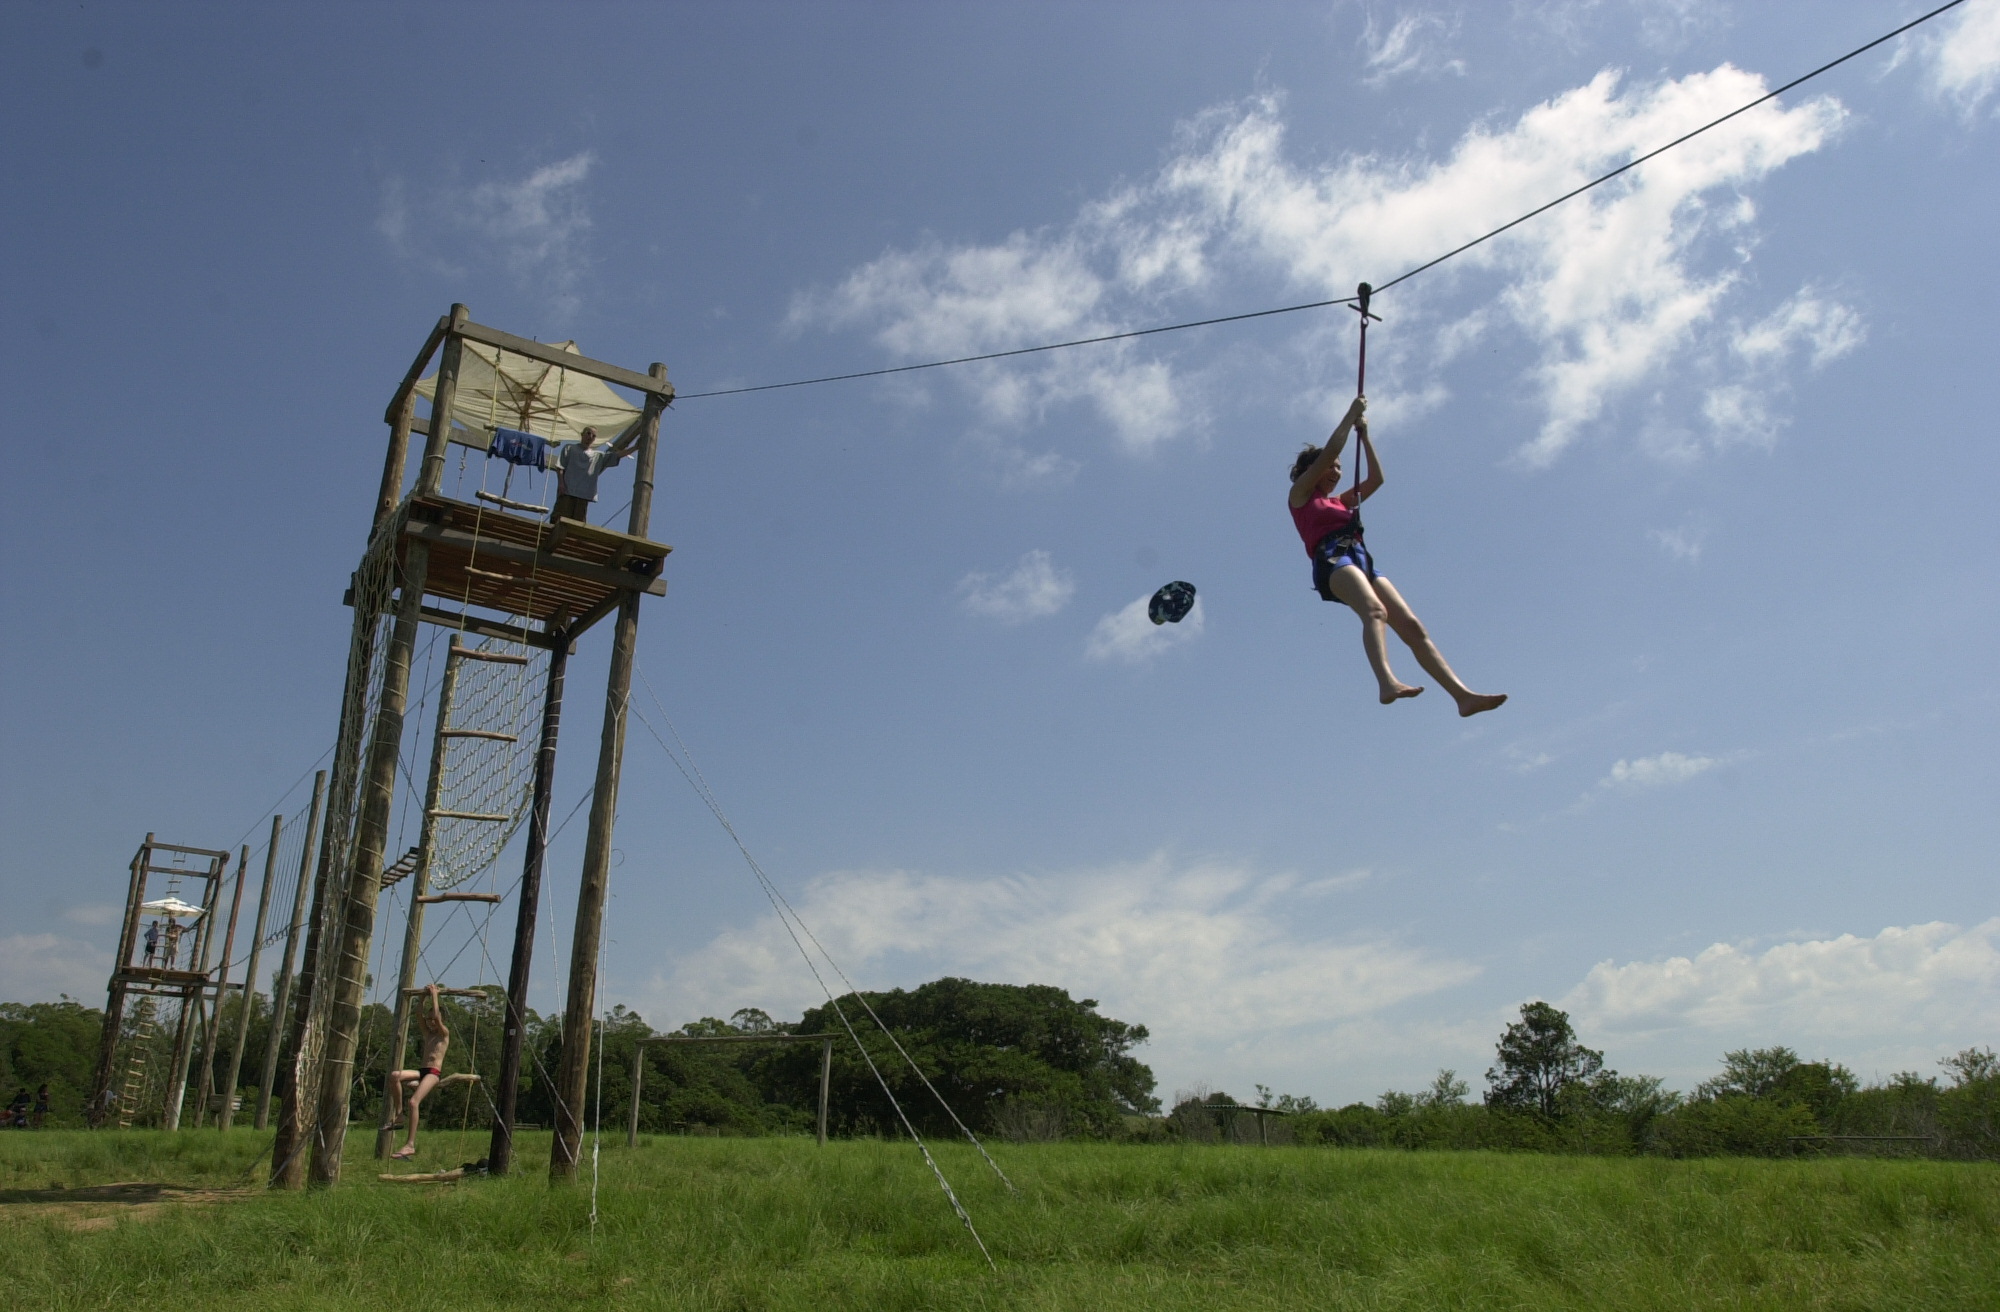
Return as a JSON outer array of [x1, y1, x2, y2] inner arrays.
[[0, 1181, 256, 1230]]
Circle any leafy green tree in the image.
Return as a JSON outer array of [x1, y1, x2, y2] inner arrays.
[[0, 997, 102, 1125], [1942, 1046, 1998, 1086], [1695, 1046, 1803, 1099], [1937, 1048, 2000, 1159], [1651, 1094, 1818, 1157], [1484, 1002, 1606, 1119], [766, 978, 1156, 1138], [1254, 1083, 1318, 1113], [1419, 1069, 1470, 1108]]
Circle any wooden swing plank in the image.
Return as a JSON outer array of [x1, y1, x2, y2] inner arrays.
[[378, 1168, 465, 1184]]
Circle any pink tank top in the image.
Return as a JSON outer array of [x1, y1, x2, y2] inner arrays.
[[1289, 495, 1355, 557]]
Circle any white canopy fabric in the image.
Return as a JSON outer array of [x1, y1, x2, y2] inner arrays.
[[139, 897, 205, 919], [414, 340, 642, 459]]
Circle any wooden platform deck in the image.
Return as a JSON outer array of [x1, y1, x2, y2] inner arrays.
[[110, 967, 213, 993], [395, 495, 669, 637]]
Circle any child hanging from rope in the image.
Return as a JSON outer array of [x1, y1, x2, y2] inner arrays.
[[385, 984, 450, 1160], [1288, 396, 1506, 716]]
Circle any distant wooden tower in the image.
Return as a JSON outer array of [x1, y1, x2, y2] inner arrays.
[[268, 305, 672, 1187], [87, 836, 240, 1131]]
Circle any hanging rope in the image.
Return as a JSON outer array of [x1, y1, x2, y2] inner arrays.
[[1350, 282, 1379, 512]]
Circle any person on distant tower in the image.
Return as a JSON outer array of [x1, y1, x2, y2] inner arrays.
[[142, 919, 160, 968], [550, 425, 638, 524], [385, 984, 450, 1160]]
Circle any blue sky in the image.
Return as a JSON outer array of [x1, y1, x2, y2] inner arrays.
[[3, 1, 1997, 1106]]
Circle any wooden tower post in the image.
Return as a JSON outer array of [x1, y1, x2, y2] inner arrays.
[[304, 308, 470, 1184], [192, 845, 249, 1127], [219, 817, 283, 1131], [550, 365, 669, 1179], [256, 771, 326, 1130], [271, 739, 359, 1185], [487, 627, 568, 1177]]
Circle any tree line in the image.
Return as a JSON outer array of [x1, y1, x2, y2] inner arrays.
[[7, 986, 1995, 1158], [1176, 1002, 2000, 1160]]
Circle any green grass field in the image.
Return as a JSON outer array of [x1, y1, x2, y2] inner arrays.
[[3, 1128, 1997, 1310]]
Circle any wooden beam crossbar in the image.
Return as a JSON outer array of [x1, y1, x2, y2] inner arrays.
[[427, 809, 512, 823], [384, 316, 450, 425], [453, 649, 531, 666], [440, 729, 519, 742], [455, 319, 674, 399], [413, 606, 559, 651], [139, 843, 232, 861], [401, 987, 491, 998], [415, 892, 504, 904]]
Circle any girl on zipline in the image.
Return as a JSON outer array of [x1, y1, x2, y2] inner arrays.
[[1289, 396, 1506, 716]]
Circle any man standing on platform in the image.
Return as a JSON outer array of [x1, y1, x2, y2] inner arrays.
[[551, 425, 637, 524]]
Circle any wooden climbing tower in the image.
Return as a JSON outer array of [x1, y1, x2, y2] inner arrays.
[[269, 305, 672, 1188], [88, 836, 239, 1130]]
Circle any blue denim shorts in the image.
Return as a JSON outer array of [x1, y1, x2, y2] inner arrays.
[[1311, 531, 1376, 604]]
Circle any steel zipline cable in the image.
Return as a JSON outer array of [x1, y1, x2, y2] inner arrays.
[[675, 0, 1968, 403]]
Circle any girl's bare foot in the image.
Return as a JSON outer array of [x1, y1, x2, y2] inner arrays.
[[1457, 692, 1507, 717], [1380, 683, 1424, 704], [390, 1147, 416, 1160]]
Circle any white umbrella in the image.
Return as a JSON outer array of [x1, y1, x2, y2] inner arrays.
[[415, 339, 641, 458], [139, 897, 205, 919]]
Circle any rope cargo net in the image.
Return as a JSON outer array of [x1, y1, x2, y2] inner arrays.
[[425, 637, 547, 892]]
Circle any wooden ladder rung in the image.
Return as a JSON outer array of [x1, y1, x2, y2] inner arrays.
[[440, 729, 518, 742], [427, 809, 512, 822], [464, 565, 511, 580], [453, 649, 532, 666], [416, 892, 504, 904], [475, 490, 549, 515], [401, 986, 489, 997]]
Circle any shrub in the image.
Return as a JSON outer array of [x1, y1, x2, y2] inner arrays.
[[1650, 1094, 1818, 1158]]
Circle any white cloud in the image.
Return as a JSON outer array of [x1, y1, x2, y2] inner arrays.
[[1603, 750, 1716, 787], [1927, 0, 2000, 115], [1361, 12, 1466, 87], [1085, 592, 1206, 664], [796, 66, 1847, 468], [0, 933, 108, 1003], [790, 233, 1191, 454], [956, 550, 1076, 624], [1649, 523, 1704, 561], [377, 151, 598, 319], [1566, 919, 2000, 1062], [637, 855, 1478, 1090], [1732, 288, 1864, 369]]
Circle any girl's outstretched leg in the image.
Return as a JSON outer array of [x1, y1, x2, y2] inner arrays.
[[1371, 577, 1506, 717], [1327, 567, 1422, 704]]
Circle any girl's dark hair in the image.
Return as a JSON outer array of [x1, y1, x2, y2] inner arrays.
[[1290, 444, 1326, 483]]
